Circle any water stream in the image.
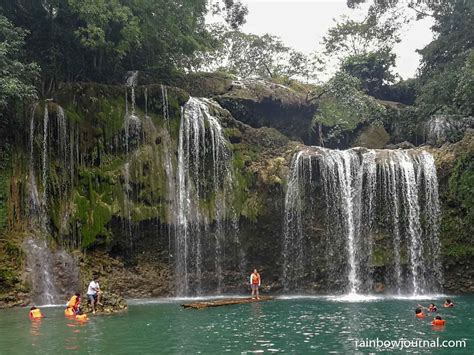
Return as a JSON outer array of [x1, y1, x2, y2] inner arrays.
[[282, 147, 442, 295]]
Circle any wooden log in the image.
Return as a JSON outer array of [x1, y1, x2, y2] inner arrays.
[[181, 296, 273, 309]]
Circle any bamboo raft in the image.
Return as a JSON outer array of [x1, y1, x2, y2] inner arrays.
[[182, 296, 273, 309]]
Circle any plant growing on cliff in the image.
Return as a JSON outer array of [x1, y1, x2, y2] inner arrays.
[[0, 15, 38, 108], [311, 72, 385, 130]]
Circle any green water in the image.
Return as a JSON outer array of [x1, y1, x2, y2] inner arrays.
[[0, 295, 472, 354]]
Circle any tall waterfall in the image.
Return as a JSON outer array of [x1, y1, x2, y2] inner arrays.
[[25, 102, 80, 304], [174, 97, 234, 295], [282, 147, 442, 295]]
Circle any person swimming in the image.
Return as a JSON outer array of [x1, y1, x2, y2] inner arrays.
[[415, 308, 426, 318], [443, 299, 454, 308], [29, 306, 44, 319], [418, 303, 438, 312], [432, 315, 446, 326]]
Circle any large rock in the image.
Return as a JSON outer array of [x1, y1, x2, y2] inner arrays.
[[216, 79, 316, 144], [419, 115, 474, 146], [352, 124, 390, 149]]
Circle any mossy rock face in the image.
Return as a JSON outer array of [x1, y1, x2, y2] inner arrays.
[[166, 72, 234, 97], [216, 79, 316, 144], [426, 131, 474, 292], [352, 124, 390, 149]]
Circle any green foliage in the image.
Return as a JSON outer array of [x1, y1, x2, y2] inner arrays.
[[449, 153, 474, 226], [0, 14, 38, 108], [341, 50, 397, 97], [322, 11, 401, 63], [197, 29, 314, 80], [1, 0, 217, 84], [313, 72, 385, 131], [454, 51, 474, 116], [211, 0, 248, 30], [441, 152, 474, 258], [67, 0, 141, 58]]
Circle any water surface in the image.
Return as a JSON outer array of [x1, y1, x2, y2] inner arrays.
[[0, 295, 472, 354]]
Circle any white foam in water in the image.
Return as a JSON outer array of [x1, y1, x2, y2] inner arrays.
[[128, 293, 449, 305], [127, 295, 248, 305], [36, 303, 64, 308]]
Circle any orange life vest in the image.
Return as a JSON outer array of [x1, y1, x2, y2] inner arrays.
[[67, 295, 79, 309], [432, 319, 446, 326], [64, 308, 75, 317], [75, 314, 88, 322], [252, 273, 260, 285], [29, 309, 43, 319]]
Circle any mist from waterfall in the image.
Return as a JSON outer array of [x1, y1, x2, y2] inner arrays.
[[282, 147, 442, 295]]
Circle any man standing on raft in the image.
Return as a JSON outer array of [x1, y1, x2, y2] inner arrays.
[[250, 269, 261, 300]]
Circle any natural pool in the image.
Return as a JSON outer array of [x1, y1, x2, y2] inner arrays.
[[0, 295, 472, 354]]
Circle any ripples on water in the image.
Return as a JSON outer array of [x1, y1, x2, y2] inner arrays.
[[0, 295, 471, 354]]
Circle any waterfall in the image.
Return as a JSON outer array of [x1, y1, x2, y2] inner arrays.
[[42, 103, 49, 203], [23, 237, 80, 305], [174, 97, 234, 296], [28, 103, 43, 225], [25, 102, 80, 305], [122, 72, 142, 246], [282, 147, 442, 295], [161, 84, 169, 120]]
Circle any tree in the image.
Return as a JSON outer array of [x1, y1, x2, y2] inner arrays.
[[0, 14, 38, 108], [341, 49, 397, 97], [415, 0, 474, 116], [211, 0, 249, 30], [322, 10, 401, 62], [310, 71, 385, 145], [0, 0, 223, 85], [194, 29, 314, 80]]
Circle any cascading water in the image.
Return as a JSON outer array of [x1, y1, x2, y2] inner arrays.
[[25, 102, 80, 304], [174, 97, 234, 296], [42, 103, 49, 203], [159, 85, 177, 252], [122, 71, 142, 246], [282, 147, 442, 295]]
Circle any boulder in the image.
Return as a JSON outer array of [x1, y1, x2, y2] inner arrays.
[[81, 291, 127, 314], [352, 124, 390, 149]]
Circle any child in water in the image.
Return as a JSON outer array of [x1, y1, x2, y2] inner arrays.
[[415, 308, 426, 318], [443, 299, 454, 308]]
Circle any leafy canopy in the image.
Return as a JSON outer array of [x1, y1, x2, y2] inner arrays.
[[0, 14, 38, 108]]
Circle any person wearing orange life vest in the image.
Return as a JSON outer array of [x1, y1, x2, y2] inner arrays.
[[431, 315, 446, 326], [65, 292, 81, 316], [29, 306, 44, 319], [250, 269, 261, 300], [415, 308, 426, 318]]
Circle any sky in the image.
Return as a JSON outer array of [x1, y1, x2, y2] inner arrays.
[[234, 0, 435, 80]]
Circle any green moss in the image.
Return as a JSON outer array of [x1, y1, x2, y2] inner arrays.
[[0, 168, 9, 234], [230, 150, 262, 222], [74, 189, 113, 248], [440, 152, 474, 258]]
